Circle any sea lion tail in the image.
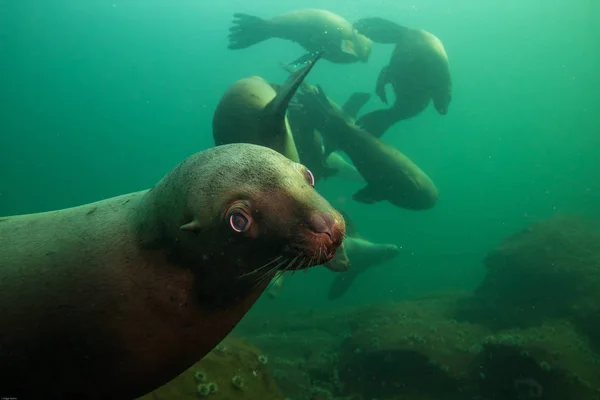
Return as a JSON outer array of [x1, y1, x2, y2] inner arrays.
[[228, 13, 272, 49], [356, 109, 398, 138]]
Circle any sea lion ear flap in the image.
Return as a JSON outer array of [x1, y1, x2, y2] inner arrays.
[[180, 220, 202, 232]]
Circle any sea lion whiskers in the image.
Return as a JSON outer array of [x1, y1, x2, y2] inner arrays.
[[249, 258, 289, 292], [236, 255, 283, 279]]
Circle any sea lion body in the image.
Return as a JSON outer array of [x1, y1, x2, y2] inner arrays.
[[213, 77, 300, 162], [298, 84, 439, 210], [325, 152, 365, 183], [228, 9, 372, 64], [213, 53, 322, 163], [354, 18, 452, 137], [0, 144, 345, 399]]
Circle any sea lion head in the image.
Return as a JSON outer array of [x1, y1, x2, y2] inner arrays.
[[323, 241, 351, 272], [160, 143, 345, 304]]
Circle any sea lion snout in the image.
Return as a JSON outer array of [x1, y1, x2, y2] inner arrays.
[[308, 211, 336, 238], [306, 210, 345, 261]]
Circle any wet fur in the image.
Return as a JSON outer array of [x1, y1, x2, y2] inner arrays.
[[0, 144, 342, 399]]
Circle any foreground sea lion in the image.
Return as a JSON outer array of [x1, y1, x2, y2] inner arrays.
[[0, 143, 345, 399], [353, 17, 452, 137], [213, 53, 322, 163], [228, 9, 372, 66], [298, 84, 439, 210]]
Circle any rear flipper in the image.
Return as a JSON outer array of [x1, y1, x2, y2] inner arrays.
[[355, 108, 398, 138], [228, 13, 272, 50], [261, 52, 323, 144], [328, 270, 359, 300], [353, 17, 411, 44]]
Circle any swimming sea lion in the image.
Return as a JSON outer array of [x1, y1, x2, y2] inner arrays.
[[328, 237, 400, 300], [327, 212, 400, 300], [271, 66, 371, 183], [0, 143, 345, 399], [291, 92, 371, 183], [297, 84, 439, 210], [325, 151, 365, 183], [228, 9, 372, 66], [353, 17, 452, 138], [213, 53, 322, 163]]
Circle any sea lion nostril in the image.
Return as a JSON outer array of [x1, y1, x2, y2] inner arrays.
[[308, 212, 336, 237]]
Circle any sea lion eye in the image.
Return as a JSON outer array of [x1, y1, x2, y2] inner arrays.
[[229, 211, 251, 233], [304, 168, 315, 187]]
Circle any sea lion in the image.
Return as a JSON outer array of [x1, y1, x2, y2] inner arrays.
[[297, 84, 439, 210], [228, 9, 372, 66], [275, 61, 371, 184], [353, 17, 452, 138], [212, 53, 323, 163], [0, 143, 345, 399], [325, 151, 365, 183], [212, 53, 321, 162], [290, 92, 371, 183], [328, 237, 400, 300], [328, 213, 400, 300]]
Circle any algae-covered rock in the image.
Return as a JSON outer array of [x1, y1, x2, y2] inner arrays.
[[336, 298, 488, 399], [137, 337, 284, 400], [456, 215, 600, 330], [474, 321, 600, 399]]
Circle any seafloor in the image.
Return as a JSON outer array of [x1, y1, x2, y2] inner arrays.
[[139, 215, 600, 400]]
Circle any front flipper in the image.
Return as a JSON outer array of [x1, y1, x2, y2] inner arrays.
[[342, 92, 371, 119], [353, 17, 411, 44], [375, 65, 390, 105], [328, 270, 359, 300], [262, 51, 323, 138], [356, 108, 398, 138], [282, 51, 323, 71], [353, 184, 382, 204]]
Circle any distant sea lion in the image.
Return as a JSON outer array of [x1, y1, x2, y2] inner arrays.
[[266, 234, 350, 299], [325, 151, 365, 183], [213, 53, 322, 163], [298, 84, 439, 210], [228, 9, 372, 66], [328, 213, 400, 300], [353, 17, 452, 137], [271, 66, 371, 184], [328, 237, 400, 300], [0, 143, 345, 399], [290, 92, 371, 183]]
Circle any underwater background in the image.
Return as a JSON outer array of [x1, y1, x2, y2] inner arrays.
[[1, 1, 600, 399]]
